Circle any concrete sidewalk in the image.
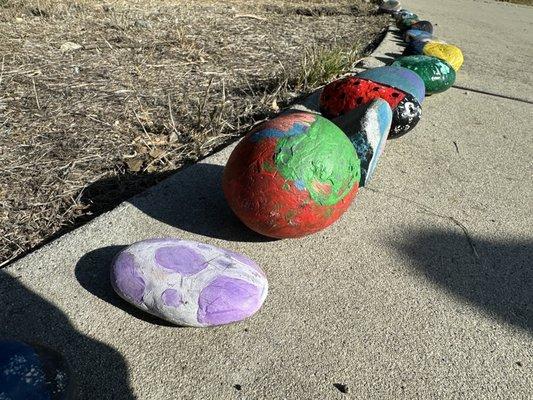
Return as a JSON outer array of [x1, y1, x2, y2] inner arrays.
[[2, 0, 532, 399]]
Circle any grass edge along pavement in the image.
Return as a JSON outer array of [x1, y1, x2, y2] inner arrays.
[[0, 1, 469, 398]]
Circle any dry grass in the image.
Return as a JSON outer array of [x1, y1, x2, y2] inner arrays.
[[498, 0, 533, 5], [0, 0, 388, 265]]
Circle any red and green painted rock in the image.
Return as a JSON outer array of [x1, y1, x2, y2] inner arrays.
[[319, 76, 422, 138], [223, 112, 360, 239], [392, 55, 456, 94]]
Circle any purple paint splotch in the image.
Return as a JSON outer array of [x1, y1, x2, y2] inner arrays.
[[155, 245, 207, 275], [224, 249, 265, 277], [161, 288, 182, 308], [111, 252, 145, 304], [197, 276, 263, 325]]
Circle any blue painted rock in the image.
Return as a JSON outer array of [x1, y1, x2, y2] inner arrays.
[[392, 55, 456, 94], [410, 20, 433, 34], [111, 238, 268, 327], [358, 66, 425, 104], [333, 99, 392, 186], [404, 38, 446, 55], [404, 29, 433, 43], [404, 39, 428, 56], [320, 75, 422, 138], [379, 0, 401, 13], [0, 340, 72, 400]]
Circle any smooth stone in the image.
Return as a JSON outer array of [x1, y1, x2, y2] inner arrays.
[[379, 0, 401, 13], [223, 112, 360, 238], [423, 42, 464, 71], [333, 99, 392, 186], [358, 66, 426, 103], [0, 340, 72, 399], [395, 10, 418, 21], [397, 16, 419, 31], [404, 29, 433, 43], [392, 55, 456, 94], [111, 238, 269, 327], [319, 76, 422, 138], [404, 38, 446, 56], [410, 20, 433, 34]]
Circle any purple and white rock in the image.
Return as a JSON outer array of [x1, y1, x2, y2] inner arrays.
[[110, 238, 268, 327]]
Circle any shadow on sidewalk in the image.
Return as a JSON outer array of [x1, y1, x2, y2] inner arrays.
[[0, 271, 135, 399], [393, 228, 533, 333], [75, 245, 175, 326], [125, 163, 274, 243]]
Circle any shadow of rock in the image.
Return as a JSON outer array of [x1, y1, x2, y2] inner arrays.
[[75, 246, 175, 326], [0, 271, 135, 399], [126, 163, 274, 243], [393, 228, 533, 333]]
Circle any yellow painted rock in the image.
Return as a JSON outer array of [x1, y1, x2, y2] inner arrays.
[[423, 42, 464, 71]]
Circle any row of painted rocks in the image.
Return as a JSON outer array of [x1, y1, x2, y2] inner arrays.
[[107, 3, 464, 328], [106, 3, 466, 329], [0, 4, 468, 398]]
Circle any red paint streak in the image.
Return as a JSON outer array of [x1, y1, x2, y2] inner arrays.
[[222, 133, 358, 239], [319, 77, 405, 118]]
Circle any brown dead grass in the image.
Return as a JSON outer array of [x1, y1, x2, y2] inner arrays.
[[498, 0, 533, 5], [0, 0, 388, 265]]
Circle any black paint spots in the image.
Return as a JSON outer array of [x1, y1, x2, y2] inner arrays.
[[233, 384, 242, 391], [333, 383, 348, 394], [391, 92, 400, 98]]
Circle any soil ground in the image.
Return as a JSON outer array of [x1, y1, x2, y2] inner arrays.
[[0, 0, 388, 265]]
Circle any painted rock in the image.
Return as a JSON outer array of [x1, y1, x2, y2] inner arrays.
[[111, 238, 268, 327], [404, 38, 446, 56], [410, 20, 433, 34], [320, 76, 422, 138], [392, 55, 456, 94], [423, 42, 464, 71], [395, 10, 418, 21], [404, 29, 433, 43], [358, 66, 425, 103], [397, 16, 419, 31], [223, 112, 360, 238], [333, 99, 392, 186], [379, 0, 401, 13], [0, 340, 72, 400]]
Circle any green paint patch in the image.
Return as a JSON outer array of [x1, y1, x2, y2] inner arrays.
[[274, 115, 360, 206]]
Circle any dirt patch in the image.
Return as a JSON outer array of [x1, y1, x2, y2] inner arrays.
[[0, 0, 388, 265]]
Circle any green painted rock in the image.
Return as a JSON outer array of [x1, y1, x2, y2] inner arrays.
[[392, 55, 456, 94], [396, 16, 419, 31]]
